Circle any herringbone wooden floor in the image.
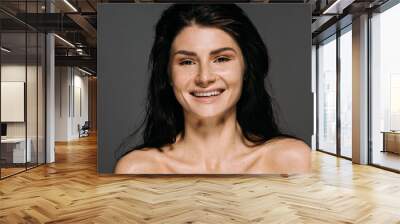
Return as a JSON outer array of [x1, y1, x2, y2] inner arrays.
[[1, 134, 400, 224]]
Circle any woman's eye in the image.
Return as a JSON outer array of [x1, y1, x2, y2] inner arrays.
[[214, 57, 231, 63], [179, 60, 194, 66]]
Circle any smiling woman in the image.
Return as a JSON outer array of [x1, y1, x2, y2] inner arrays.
[[114, 4, 311, 174], [170, 26, 244, 119]]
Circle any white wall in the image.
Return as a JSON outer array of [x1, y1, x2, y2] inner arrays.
[[1, 64, 38, 137], [55, 66, 70, 141], [72, 72, 89, 138], [55, 66, 89, 141]]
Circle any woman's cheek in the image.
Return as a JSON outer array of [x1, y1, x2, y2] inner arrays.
[[172, 66, 197, 83]]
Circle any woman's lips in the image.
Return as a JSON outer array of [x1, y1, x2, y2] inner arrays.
[[190, 89, 225, 104]]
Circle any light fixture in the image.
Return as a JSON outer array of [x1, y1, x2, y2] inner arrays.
[[76, 48, 85, 55], [63, 0, 78, 12], [54, 34, 75, 48], [78, 67, 93, 76], [322, 0, 354, 15], [1, 47, 11, 53]]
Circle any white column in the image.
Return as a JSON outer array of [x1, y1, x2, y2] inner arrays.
[[46, 0, 55, 163], [352, 14, 369, 164]]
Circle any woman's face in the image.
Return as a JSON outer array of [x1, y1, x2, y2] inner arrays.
[[169, 25, 245, 119]]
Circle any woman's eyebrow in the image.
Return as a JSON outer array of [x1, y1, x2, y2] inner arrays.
[[172, 50, 197, 57], [172, 47, 237, 57], [210, 47, 237, 55]]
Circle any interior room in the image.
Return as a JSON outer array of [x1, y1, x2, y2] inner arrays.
[[0, 0, 399, 223]]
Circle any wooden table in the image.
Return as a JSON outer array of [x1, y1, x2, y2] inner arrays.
[[381, 131, 400, 154]]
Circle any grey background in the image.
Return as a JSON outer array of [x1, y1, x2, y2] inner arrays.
[[98, 3, 312, 173]]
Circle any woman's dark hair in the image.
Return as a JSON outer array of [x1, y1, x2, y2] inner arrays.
[[117, 3, 294, 159]]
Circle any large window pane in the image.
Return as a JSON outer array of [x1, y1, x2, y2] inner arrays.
[[318, 36, 337, 154], [371, 3, 400, 171], [340, 28, 352, 158]]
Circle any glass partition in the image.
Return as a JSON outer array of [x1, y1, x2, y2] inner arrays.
[[0, 1, 46, 179], [38, 32, 45, 165], [317, 35, 337, 155], [27, 30, 38, 169], [1, 31, 28, 177]]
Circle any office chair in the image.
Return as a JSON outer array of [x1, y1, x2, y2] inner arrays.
[[79, 121, 90, 138]]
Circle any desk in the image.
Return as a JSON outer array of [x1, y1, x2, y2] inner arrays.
[[1, 138, 32, 163], [381, 131, 400, 154]]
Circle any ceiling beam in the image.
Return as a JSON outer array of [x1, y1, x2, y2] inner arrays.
[[67, 13, 97, 41], [55, 55, 96, 72]]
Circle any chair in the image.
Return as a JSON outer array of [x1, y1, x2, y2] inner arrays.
[[78, 121, 90, 138]]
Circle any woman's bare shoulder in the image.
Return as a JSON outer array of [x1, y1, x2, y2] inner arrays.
[[114, 148, 164, 174], [261, 137, 311, 174]]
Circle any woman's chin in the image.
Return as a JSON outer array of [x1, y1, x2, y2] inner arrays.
[[190, 109, 228, 120]]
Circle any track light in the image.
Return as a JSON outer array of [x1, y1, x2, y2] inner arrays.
[[322, 0, 354, 15], [63, 0, 78, 12], [78, 67, 93, 76], [54, 34, 75, 48], [1, 47, 11, 53]]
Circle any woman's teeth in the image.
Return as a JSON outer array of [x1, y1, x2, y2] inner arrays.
[[193, 90, 222, 97]]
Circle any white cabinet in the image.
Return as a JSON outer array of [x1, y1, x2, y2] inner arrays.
[[1, 138, 32, 163]]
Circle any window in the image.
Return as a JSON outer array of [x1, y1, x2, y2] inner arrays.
[[318, 35, 337, 155], [370, 2, 400, 171], [339, 27, 352, 158]]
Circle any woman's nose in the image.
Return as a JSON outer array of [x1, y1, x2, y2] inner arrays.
[[195, 64, 216, 87]]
